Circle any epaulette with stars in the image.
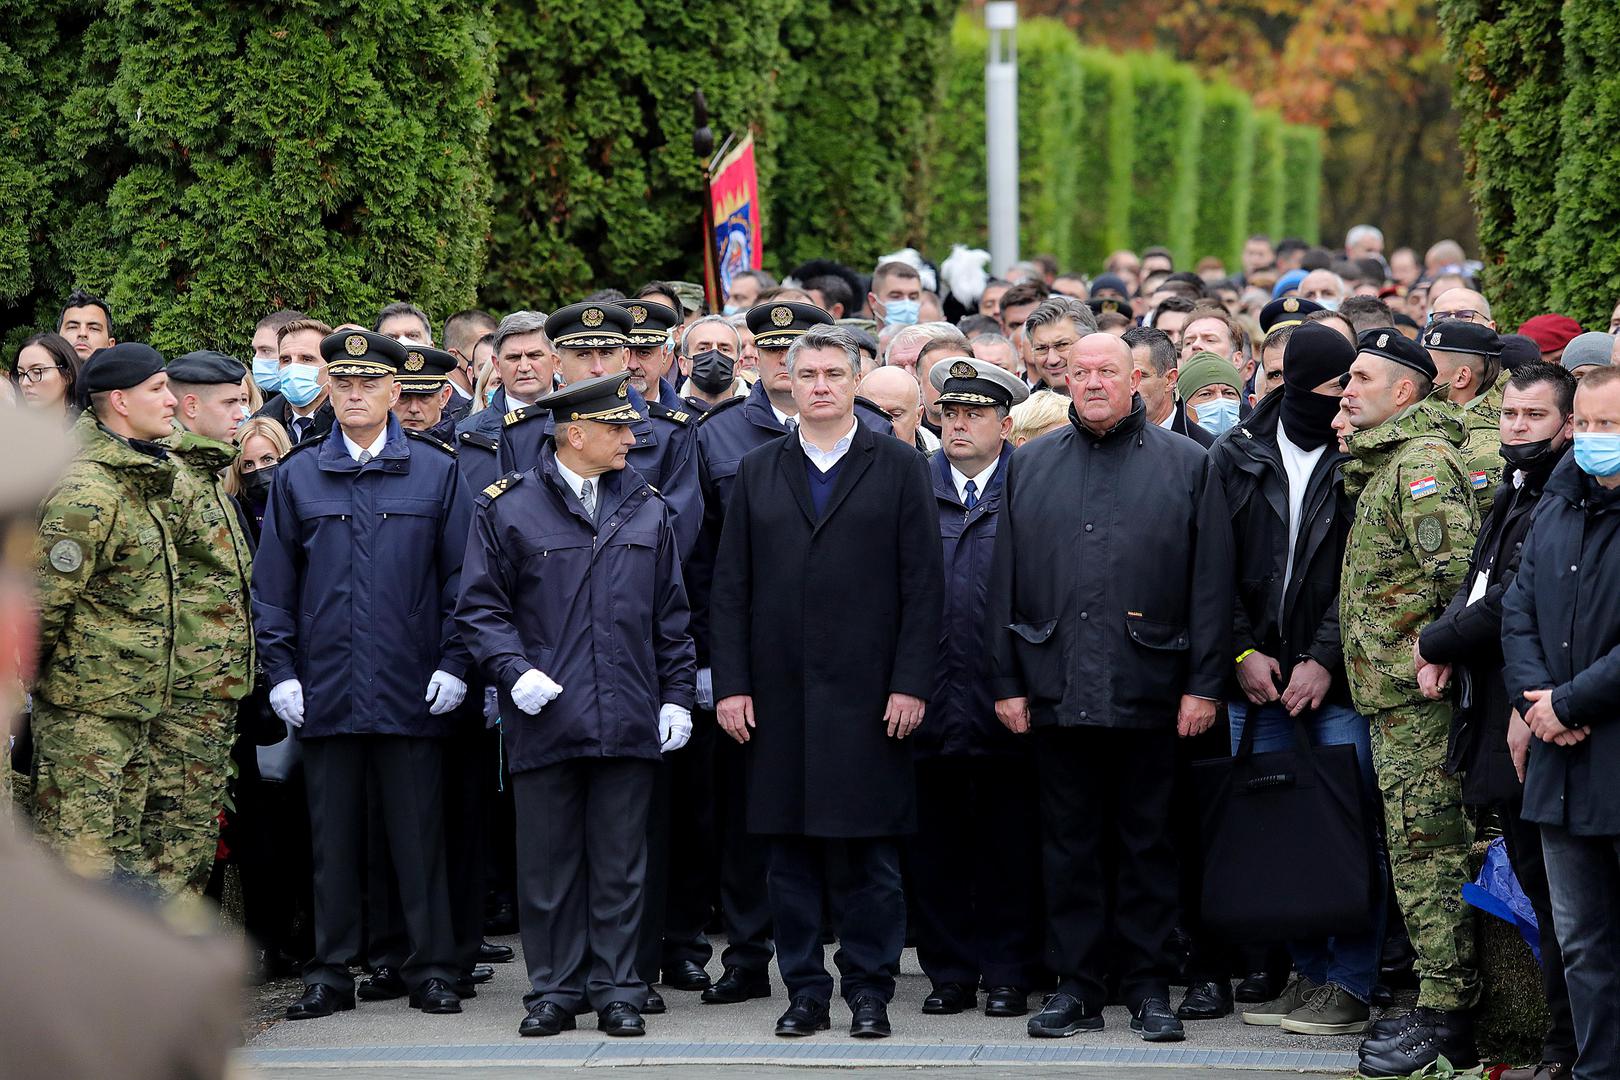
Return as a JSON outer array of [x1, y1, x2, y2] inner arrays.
[[478, 471, 524, 504], [647, 400, 693, 426]]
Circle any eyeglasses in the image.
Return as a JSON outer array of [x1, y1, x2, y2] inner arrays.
[[13, 365, 63, 384], [1031, 339, 1077, 358], [1427, 309, 1484, 324]]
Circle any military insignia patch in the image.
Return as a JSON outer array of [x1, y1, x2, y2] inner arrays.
[[1471, 471, 1489, 490], [949, 360, 976, 379], [617, 381, 629, 399], [1416, 513, 1447, 553], [48, 538, 83, 573], [1283, 298, 1299, 313], [1429, 331, 1443, 346], [345, 334, 368, 356], [629, 304, 647, 325], [582, 307, 605, 328], [405, 353, 425, 372], [771, 305, 793, 327], [1409, 476, 1439, 500], [1376, 334, 1390, 349]]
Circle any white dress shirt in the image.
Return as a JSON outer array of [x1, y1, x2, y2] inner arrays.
[[341, 428, 388, 464], [553, 457, 592, 504], [950, 459, 1000, 506], [1276, 425, 1327, 609], [800, 417, 859, 473]]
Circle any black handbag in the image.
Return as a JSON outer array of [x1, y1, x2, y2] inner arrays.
[[1194, 710, 1379, 942]]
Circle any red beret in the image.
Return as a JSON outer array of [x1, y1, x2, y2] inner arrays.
[[1517, 313, 1583, 354]]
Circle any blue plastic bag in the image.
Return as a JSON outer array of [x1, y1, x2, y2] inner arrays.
[[1461, 836, 1541, 962]]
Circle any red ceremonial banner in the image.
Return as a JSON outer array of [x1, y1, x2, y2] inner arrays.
[[707, 134, 762, 308]]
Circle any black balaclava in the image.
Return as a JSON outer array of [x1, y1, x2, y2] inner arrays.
[[1280, 322, 1356, 451]]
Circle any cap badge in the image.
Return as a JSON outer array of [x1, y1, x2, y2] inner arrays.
[[1283, 298, 1299, 312], [1429, 331, 1442, 345], [1377, 334, 1389, 349], [405, 353, 425, 372], [950, 360, 976, 379], [616, 381, 629, 399], [582, 307, 605, 328], [345, 334, 368, 356], [629, 304, 647, 325], [771, 305, 793, 327]]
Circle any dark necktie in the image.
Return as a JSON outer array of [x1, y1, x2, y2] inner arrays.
[[580, 479, 596, 522], [357, 449, 372, 465], [292, 417, 311, 443], [964, 479, 979, 510]]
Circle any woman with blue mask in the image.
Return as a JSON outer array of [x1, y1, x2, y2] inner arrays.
[[1178, 351, 1246, 438]]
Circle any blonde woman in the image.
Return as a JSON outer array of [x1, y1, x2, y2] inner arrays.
[[226, 417, 292, 541], [1008, 389, 1071, 446]]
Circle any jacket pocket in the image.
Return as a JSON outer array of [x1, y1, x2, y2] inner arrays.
[[1124, 613, 1190, 651], [1008, 618, 1065, 704]]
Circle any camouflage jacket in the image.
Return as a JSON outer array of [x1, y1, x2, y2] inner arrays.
[[35, 414, 180, 720], [162, 430, 254, 700], [1459, 378, 1504, 516], [1340, 394, 1480, 714]]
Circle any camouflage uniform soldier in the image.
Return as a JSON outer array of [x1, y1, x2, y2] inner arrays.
[[1339, 330, 1482, 1077], [143, 351, 256, 894], [32, 347, 181, 880], [1422, 320, 1507, 516]]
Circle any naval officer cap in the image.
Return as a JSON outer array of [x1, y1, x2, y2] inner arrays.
[[1259, 295, 1324, 335], [537, 370, 640, 426], [396, 344, 458, 395], [615, 299, 679, 347], [929, 356, 1030, 410], [746, 301, 833, 350], [547, 302, 632, 349], [321, 329, 405, 377]]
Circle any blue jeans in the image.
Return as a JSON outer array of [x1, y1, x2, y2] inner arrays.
[[1540, 825, 1620, 1080], [1228, 700, 1387, 1001]]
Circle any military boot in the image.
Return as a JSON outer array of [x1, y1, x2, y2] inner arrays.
[[1358, 1008, 1476, 1077]]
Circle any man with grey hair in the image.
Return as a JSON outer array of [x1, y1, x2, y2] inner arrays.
[[1344, 225, 1385, 264], [915, 329, 973, 438], [377, 301, 435, 346], [1023, 297, 1098, 393], [971, 332, 1022, 376], [885, 322, 960, 377], [453, 310, 552, 495], [677, 314, 748, 410], [711, 323, 943, 1040]]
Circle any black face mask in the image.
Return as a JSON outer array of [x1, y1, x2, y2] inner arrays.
[[689, 349, 736, 396], [1500, 437, 1562, 473], [1280, 387, 1344, 452], [241, 463, 277, 496]]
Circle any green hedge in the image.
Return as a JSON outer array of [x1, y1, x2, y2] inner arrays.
[[1280, 124, 1323, 244], [1191, 81, 1256, 269], [1546, 1, 1620, 326], [1072, 48, 1135, 271], [1126, 53, 1203, 266], [482, 0, 788, 309], [1245, 109, 1286, 245], [1440, 0, 1564, 326]]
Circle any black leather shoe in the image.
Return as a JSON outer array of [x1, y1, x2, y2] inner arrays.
[[643, 989, 667, 1014], [662, 960, 712, 991], [518, 1001, 577, 1037], [1361, 1008, 1424, 1050], [1131, 997, 1186, 1042], [1358, 1008, 1477, 1077], [922, 982, 976, 1014], [775, 996, 831, 1037], [703, 965, 772, 1004], [985, 986, 1029, 1017], [409, 977, 463, 1014], [479, 940, 515, 964], [1027, 992, 1103, 1038], [849, 992, 891, 1038], [1233, 970, 1285, 1003], [357, 966, 408, 1001], [466, 964, 495, 985], [598, 1001, 646, 1036], [1176, 979, 1234, 1020], [484, 899, 518, 936], [286, 983, 355, 1021]]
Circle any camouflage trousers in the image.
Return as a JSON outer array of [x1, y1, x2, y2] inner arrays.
[[1370, 701, 1481, 1011], [142, 695, 235, 897], [30, 703, 151, 879]]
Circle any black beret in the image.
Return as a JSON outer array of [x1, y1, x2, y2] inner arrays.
[[1498, 333, 1544, 373], [1421, 320, 1502, 358], [397, 344, 458, 394], [80, 342, 166, 394], [1357, 326, 1436, 380], [1259, 295, 1324, 335], [167, 350, 247, 385], [547, 302, 632, 349], [615, 299, 679, 347], [745, 301, 833, 349], [321, 329, 406, 378]]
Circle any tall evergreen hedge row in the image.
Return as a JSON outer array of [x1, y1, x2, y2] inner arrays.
[[1126, 54, 1204, 265], [1246, 109, 1286, 244], [1192, 82, 1257, 269], [1072, 48, 1136, 271], [1280, 125, 1324, 245]]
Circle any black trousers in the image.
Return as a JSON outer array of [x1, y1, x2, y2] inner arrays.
[[1540, 825, 1620, 1080], [514, 757, 656, 1013], [1035, 725, 1177, 1010], [1500, 798, 1577, 1065], [303, 734, 455, 992], [908, 755, 1043, 990], [231, 748, 314, 967], [658, 714, 720, 972], [714, 731, 774, 973], [636, 758, 673, 983], [768, 835, 904, 1006]]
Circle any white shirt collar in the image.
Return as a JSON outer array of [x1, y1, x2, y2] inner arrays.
[[949, 458, 1000, 505], [553, 457, 591, 502], [341, 427, 388, 463], [800, 417, 859, 473], [771, 401, 798, 428], [1157, 406, 1176, 429]]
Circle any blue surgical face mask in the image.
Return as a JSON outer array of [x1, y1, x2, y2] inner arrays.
[[722, 303, 743, 317], [1313, 296, 1342, 312], [1574, 432, 1620, 477], [1193, 396, 1241, 437], [485, 385, 499, 406], [252, 355, 282, 392], [279, 362, 324, 408], [883, 298, 921, 326]]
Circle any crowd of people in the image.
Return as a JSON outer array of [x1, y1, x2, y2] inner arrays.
[[7, 224, 1620, 1080]]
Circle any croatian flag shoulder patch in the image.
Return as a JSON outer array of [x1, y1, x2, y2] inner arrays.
[[1409, 476, 1440, 500], [1471, 471, 1490, 490]]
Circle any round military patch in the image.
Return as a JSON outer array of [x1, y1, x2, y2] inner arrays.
[[1416, 515, 1444, 553], [949, 360, 976, 379], [771, 305, 793, 327], [48, 538, 83, 573], [345, 334, 368, 356], [629, 304, 647, 325], [582, 307, 605, 328], [405, 352, 425, 372]]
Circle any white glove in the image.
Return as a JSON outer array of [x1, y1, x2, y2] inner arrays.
[[659, 703, 693, 753], [270, 679, 305, 728], [425, 669, 467, 715], [511, 669, 563, 716], [695, 668, 714, 710]]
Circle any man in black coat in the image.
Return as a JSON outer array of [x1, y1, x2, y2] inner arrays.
[[1501, 365, 1620, 1080], [1210, 323, 1384, 1035], [710, 325, 944, 1041], [987, 325, 1233, 1044], [1418, 362, 1576, 1079]]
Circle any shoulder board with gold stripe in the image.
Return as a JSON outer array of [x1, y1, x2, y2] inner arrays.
[[480, 471, 524, 500], [503, 406, 537, 427], [647, 400, 693, 426]]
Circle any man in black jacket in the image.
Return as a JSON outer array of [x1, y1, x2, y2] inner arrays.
[[1418, 362, 1575, 1080], [1501, 365, 1620, 1080], [988, 329, 1233, 1044], [1211, 322, 1383, 1036]]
